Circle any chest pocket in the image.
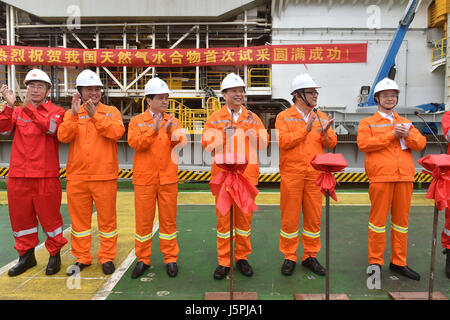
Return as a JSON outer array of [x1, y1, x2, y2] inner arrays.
[[15, 116, 41, 135], [138, 122, 154, 134], [284, 117, 305, 132], [211, 119, 231, 131], [370, 123, 392, 136]]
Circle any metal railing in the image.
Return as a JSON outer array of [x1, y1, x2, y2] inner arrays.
[[140, 96, 221, 134], [1, 67, 271, 92], [247, 67, 271, 88], [431, 37, 446, 64]]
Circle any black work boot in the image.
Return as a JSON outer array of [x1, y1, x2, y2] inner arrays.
[[166, 262, 178, 277], [213, 265, 230, 280], [236, 259, 254, 277], [8, 248, 37, 277], [281, 259, 296, 276], [444, 249, 450, 279], [131, 261, 149, 279], [102, 261, 115, 275], [302, 257, 326, 276], [45, 252, 61, 275], [389, 262, 420, 281]]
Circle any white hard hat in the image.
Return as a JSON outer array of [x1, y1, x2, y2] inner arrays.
[[221, 73, 245, 91], [373, 77, 400, 96], [290, 73, 320, 94], [144, 77, 170, 95], [76, 69, 103, 87], [24, 69, 52, 88]]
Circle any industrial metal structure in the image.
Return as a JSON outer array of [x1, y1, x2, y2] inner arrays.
[[0, 0, 449, 179]]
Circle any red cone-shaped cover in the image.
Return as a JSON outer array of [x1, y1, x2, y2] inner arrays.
[[209, 153, 259, 216], [418, 154, 450, 211], [310, 153, 348, 201]]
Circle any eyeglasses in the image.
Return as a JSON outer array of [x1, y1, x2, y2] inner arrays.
[[304, 90, 319, 96], [27, 84, 46, 90], [379, 94, 398, 99]]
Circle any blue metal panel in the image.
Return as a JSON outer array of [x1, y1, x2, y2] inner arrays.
[[361, 0, 421, 107]]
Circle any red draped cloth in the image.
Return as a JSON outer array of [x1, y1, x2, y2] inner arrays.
[[209, 153, 259, 216], [418, 154, 450, 211], [310, 153, 348, 201]]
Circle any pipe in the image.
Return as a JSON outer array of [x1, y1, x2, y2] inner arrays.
[[16, 21, 270, 29]]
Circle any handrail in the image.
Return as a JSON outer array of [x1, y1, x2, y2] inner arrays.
[[5, 68, 269, 91], [431, 37, 446, 64], [247, 67, 271, 88], [140, 96, 221, 134]]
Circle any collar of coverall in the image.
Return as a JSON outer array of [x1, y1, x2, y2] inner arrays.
[[25, 99, 51, 111], [374, 109, 399, 122], [220, 104, 248, 122], [144, 107, 170, 122], [289, 104, 309, 118]]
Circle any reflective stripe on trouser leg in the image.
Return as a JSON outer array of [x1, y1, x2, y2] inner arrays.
[[216, 204, 253, 267], [234, 205, 252, 262], [33, 178, 67, 256], [157, 183, 179, 264], [91, 180, 118, 264], [390, 182, 413, 266], [134, 184, 157, 264], [300, 179, 323, 261], [67, 180, 94, 265], [7, 178, 40, 256], [368, 182, 394, 266], [280, 178, 303, 262], [443, 208, 450, 249]]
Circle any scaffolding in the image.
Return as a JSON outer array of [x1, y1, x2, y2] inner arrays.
[[0, 3, 273, 120]]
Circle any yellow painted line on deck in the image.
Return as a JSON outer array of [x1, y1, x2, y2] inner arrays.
[[0, 191, 435, 207], [177, 192, 435, 207]]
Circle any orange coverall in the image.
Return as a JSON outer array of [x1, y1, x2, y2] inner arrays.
[[357, 111, 426, 266], [128, 110, 186, 265], [202, 105, 268, 267], [276, 105, 337, 262], [57, 102, 125, 265]]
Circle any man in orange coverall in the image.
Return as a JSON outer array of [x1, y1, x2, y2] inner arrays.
[[58, 69, 125, 276], [276, 73, 337, 276], [128, 77, 186, 279], [357, 77, 426, 280], [202, 73, 268, 280], [439, 111, 450, 279], [0, 69, 67, 276]]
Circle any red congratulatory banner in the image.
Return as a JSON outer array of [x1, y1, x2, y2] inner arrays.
[[0, 43, 367, 67]]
